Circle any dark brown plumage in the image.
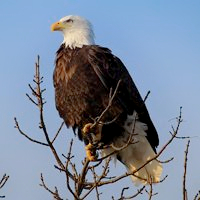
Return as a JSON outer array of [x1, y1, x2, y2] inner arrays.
[[53, 44, 158, 151]]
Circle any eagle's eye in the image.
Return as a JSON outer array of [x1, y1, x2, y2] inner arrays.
[[65, 19, 73, 23]]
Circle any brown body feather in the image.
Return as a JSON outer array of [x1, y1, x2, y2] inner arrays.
[[53, 44, 159, 150]]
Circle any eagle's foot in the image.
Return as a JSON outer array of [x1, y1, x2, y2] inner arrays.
[[85, 143, 98, 161], [82, 123, 102, 145], [82, 122, 102, 161], [82, 123, 94, 135]]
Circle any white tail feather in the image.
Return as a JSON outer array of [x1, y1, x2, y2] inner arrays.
[[119, 136, 162, 185], [101, 117, 163, 186]]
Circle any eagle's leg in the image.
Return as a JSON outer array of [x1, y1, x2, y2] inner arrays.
[[82, 123, 102, 161]]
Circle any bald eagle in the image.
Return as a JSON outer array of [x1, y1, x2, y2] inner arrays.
[[51, 15, 162, 185]]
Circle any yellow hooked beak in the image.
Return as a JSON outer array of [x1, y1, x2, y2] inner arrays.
[[51, 21, 65, 31]]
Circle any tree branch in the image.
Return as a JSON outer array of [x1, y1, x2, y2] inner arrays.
[[15, 55, 191, 200], [0, 174, 9, 198], [183, 140, 190, 200]]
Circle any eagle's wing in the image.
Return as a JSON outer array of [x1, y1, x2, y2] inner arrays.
[[88, 46, 159, 150]]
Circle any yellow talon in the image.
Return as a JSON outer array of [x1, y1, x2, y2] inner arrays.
[[82, 123, 93, 135], [82, 123, 102, 161], [82, 122, 102, 143], [85, 143, 93, 150], [85, 143, 98, 161]]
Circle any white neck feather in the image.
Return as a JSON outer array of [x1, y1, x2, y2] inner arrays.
[[62, 28, 95, 49]]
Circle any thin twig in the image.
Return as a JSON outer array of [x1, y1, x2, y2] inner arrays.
[[80, 158, 111, 199], [0, 174, 9, 198], [14, 117, 49, 146], [0, 174, 9, 189], [91, 167, 100, 200], [144, 90, 150, 102], [114, 185, 145, 200], [26, 93, 38, 106], [124, 186, 145, 199], [144, 177, 158, 200], [32, 56, 70, 175], [77, 159, 90, 196], [40, 174, 63, 200], [148, 179, 153, 200], [91, 79, 121, 129], [194, 190, 200, 200], [63, 140, 80, 200], [157, 157, 174, 164], [183, 140, 190, 200], [120, 187, 129, 198], [51, 121, 65, 144]]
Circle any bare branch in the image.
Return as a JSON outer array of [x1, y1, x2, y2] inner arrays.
[[14, 117, 49, 146], [51, 121, 65, 144], [80, 158, 111, 199], [194, 190, 200, 200], [0, 174, 9, 190], [26, 93, 38, 106], [15, 56, 75, 185], [121, 186, 145, 200], [91, 167, 101, 200], [40, 174, 63, 200], [112, 185, 145, 200], [0, 174, 9, 198], [143, 90, 151, 102], [120, 187, 129, 198], [64, 139, 77, 182], [16, 54, 192, 200], [183, 140, 190, 200], [91, 79, 122, 129], [77, 159, 90, 196]]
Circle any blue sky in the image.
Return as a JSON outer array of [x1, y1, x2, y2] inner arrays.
[[0, 0, 200, 199]]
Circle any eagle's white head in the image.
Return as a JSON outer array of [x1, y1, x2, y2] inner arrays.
[[51, 15, 95, 49]]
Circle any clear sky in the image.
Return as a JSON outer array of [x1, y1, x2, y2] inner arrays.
[[0, 0, 200, 199]]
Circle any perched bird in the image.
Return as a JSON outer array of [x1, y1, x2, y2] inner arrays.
[[51, 15, 162, 185]]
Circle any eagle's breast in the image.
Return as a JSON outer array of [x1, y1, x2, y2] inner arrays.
[[53, 45, 111, 128]]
